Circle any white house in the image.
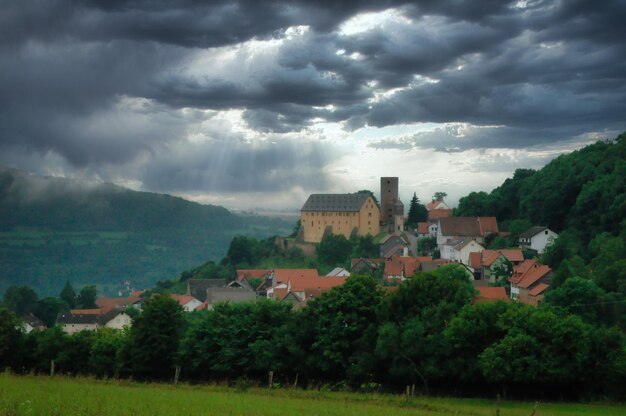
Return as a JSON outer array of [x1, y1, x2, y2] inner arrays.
[[452, 238, 485, 265], [518, 226, 558, 254], [58, 309, 131, 334], [170, 294, 203, 312]]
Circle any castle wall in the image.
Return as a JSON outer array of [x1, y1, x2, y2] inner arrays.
[[300, 196, 380, 243]]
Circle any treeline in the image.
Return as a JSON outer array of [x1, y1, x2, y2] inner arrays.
[[2, 268, 625, 400], [178, 233, 380, 282]]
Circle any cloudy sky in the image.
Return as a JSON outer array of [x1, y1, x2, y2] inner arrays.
[[1, 0, 625, 211]]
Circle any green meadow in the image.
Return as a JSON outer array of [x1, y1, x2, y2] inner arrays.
[[0, 374, 622, 416]]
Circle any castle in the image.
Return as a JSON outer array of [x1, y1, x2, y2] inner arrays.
[[299, 177, 404, 243]]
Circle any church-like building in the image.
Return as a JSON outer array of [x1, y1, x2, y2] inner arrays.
[[299, 193, 380, 243]]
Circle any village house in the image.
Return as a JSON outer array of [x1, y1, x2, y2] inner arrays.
[[262, 268, 346, 303], [509, 259, 552, 305], [351, 258, 383, 275], [300, 193, 380, 243], [441, 238, 485, 265], [519, 226, 558, 254], [379, 234, 411, 257], [383, 255, 422, 280], [58, 308, 132, 334], [437, 217, 499, 258], [21, 313, 46, 333], [205, 286, 256, 310], [476, 249, 525, 282], [170, 294, 204, 312]]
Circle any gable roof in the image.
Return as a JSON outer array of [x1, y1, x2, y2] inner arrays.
[[439, 217, 499, 237], [453, 237, 484, 251], [273, 269, 319, 283], [469, 252, 483, 270], [96, 294, 141, 310], [170, 294, 199, 306], [326, 267, 350, 277], [519, 226, 548, 239], [426, 200, 449, 210], [517, 265, 552, 289], [475, 287, 509, 303], [236, 269, 271, 282], [287, 275, 346, 291], [528, 283, 549, 297], [427, 209, 452, 220], [22, 313, 46, 328], [301, 193, 371, 212], [417, 222, 429, 234]]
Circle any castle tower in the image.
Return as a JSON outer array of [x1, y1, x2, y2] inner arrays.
[[380, 177, 399, 230]]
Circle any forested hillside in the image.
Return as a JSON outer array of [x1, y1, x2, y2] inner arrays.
[[0, 169, 291, 295], [455, 133, 626, 324], [454, 132, 625, 240]]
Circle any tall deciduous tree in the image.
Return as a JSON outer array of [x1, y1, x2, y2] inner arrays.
[[123, 294, 184, 380], [3, 285, 38, 316], [76, 285, 97, 309], [317, 233, 352, 267]]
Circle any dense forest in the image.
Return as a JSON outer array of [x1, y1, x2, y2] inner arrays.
[[0, 169, 291, 295]]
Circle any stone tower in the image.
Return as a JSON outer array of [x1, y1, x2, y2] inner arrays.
[[380, 177, 399, 231]]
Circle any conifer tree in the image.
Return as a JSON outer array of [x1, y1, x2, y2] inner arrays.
[[407, 193, 427, 226]]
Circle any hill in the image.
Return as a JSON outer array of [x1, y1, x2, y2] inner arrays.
[[0, 169, 291, 295]]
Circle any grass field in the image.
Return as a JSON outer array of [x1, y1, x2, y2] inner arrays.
[[0, 374, 622, 416]]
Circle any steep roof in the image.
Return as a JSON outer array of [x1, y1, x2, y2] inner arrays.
[[517, 265, 552, 289], [453, 237, 483, 251], [528, 283, 549, 297], [426, 200, 449, 210], [417, 222, 429, 234], [22, 313, 46, 328], [428, 209, 452, 220], [519, 226, 548, 239], [469, 252, 483, 270], [301, 193, 371, 212], [170, 294, 199, 306], [439, 217, 499, 237], [273, 269, 319, 283], [475, 287, 509, 303], [287, 275, 346, 291], [326, 267, 350, 277], [236, 269, 271, 281]]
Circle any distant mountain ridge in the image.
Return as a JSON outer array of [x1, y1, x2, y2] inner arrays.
[[0, 169, 291, 296]]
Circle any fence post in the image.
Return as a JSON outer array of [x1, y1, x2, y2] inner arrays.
[[268, 371, 274, 389], [496, 393, 501, 416], [50, 360, 55, 377], [174, 365, 181, 385]]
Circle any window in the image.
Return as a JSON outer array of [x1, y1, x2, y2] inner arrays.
[[545, 230, 548, 235]]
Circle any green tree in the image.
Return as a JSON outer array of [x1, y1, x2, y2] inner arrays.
[[0, 305, 24, 370], [123, 294, 184, 380], [76, 285, 97, 309], [432, 192, 447, 202], [59, 281, 77, 308], [351, 235, 378, 259], [3, 285, 38, 316], [298, 275, 384, 385], [36, 297, 69, 327], [90, 328, 126, 378], [317, 233, 352, 267], [407, 193, 427, 226]]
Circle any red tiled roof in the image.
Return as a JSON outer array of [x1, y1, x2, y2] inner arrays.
[[272, 288, 289, 300], [528, 283, 549, 297], [288, 275, 345, 291], [474, 287, 509, 303], [170, 294, 198, 306], [417, 222, 429, 234], [96, 295, 141, 310], [509, 259, 537, 284], [427, 200, 448, 210], [416, 256, 433, 262], [439, 217, 499, 237], [70, 308, 106, 315], [428, 209, 452, 220], [236, 269, 271, 282], [482, 251, 503, 267], [384, 260, 403, 277], [384, 255, 422, 278], [483, 249, 524, 265], [470, 252, 482, 270], [518, 265, 551, 289], [273, 269, 319, 284]]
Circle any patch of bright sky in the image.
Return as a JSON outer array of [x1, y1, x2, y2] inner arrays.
[[339, 8, 412, 35]]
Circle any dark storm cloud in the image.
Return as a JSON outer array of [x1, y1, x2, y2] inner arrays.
[[1, 0, 626, 195]]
